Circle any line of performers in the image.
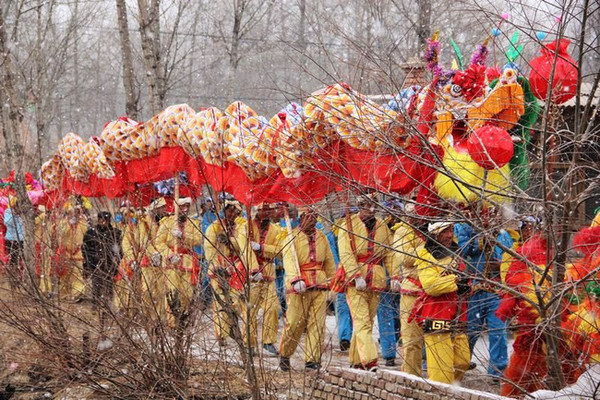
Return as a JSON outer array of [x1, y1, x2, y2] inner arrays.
[[19, 194, 600, 398]]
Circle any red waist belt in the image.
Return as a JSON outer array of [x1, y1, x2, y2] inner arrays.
[[115, 257, 150, 282], [353, 254, 385, 291], [54, 247, 82, 277], [253, 254, 275, 282], [401, 276, 424, 296], [288, 262, 327, 293], [356, 254, 382, 265], [256, 254, 273, 266], [57, 247, 83, 261], [300, 261, 323, 271], [409, 291, 461, 325], [167, 247, 200, 286]]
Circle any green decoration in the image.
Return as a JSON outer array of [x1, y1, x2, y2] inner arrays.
[[450, 38, 464, 71], [565, 292, 581, 306], [506, 31, 523, 63], [586, 281, 600, 299], [490, 76, 540, 190]]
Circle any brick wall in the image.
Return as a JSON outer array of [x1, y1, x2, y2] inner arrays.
[[288, 367, 507, 400]]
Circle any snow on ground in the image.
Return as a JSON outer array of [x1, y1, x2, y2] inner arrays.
[[191, 311, 508, 395], [531, 364, 600, 399]]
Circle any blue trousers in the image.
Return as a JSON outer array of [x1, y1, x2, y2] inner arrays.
[[336, 293, 353, 342], [199, 259, 212, 305], [467, 291, 508, 376], [275, 268, 287, 316], [377, 291, 400, 360]]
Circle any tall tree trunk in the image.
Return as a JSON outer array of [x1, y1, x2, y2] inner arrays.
[[34, 0, 46, 168], [417, 0, 431, 49], [230, 0, 244, 70], [137, 0, 164, 114], [186, 5, 201, 100], [116, 0, 139, 119], [296, 0, 306, 92], [0, 6, 37, 288], [73, 0, 80, 133], [224, 0, 245, 100]]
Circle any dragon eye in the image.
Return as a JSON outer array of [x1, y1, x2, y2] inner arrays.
[[450, 84, 462, 97]]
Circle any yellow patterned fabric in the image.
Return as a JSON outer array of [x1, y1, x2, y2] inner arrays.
[[434, 145, 512, 204]]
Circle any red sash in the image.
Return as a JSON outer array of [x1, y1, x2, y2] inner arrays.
[[401, 276, 424, 296], [167, 246, 201, 286], [255, 223, 270, 267]]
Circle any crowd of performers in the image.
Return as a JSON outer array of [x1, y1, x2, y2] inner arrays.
[[2, 193, 600, 398]]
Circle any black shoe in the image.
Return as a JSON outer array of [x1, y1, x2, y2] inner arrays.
[[305, 362, 320, 370], [263, 343, 279, 356], [228, 327, 238, 340], [279, 357, 290, 372], [367, 363, 379, 373], [468, 362, 477, 370], [339, 339, 350, 352], [384, 358, 396, 367]]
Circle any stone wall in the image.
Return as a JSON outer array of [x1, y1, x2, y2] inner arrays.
[[288, 367, 506, 400]]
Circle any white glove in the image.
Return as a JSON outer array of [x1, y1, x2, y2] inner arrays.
[[111, 244, 120, 254], [390, 279, 402, 293], [172, 228, 183, 238], [354, 276, 367, 291], [169, 254, 181, 265], [151, 252, 162, 267], [130, 261, 139, 271], [250, 241, 261, 251], [251, 272, 263, 282], [293, 280, 307, 294]]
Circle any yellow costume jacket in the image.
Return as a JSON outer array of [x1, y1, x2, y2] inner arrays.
[[282, 228, 336, 293], [337, 214, 396, 291]]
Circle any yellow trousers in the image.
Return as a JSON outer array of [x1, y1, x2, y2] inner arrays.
[[59, 259, 85, 300], [114, 277, 132, 312], [242, 281, 280, 348], [164, 269, 195, 311], [211, 276, 240, 341], [346, 288, 379, 366], [39, 256, 53, 294], [279, 290, 326, 363], [140, 266, 168, 323], [400, 294, 423, 377], [424, 331, 470, 384]]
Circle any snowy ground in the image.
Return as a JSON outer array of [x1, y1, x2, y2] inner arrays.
[[190, 311, 511, 395]]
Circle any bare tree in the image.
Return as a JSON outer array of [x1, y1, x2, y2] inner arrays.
[[137, 0, 166, 114], [116, 0, 140, 120], [0, 3, 36, 287], [417, 0, 431, 48]]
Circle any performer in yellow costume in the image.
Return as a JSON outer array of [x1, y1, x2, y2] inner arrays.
[[56, 202, 88, 300], [156, 197, 203, 314], [114, 209, 150, 314], [205, 199, 244, 345], [413, 222, 470, 385], [35, 205, 56, 295], [278, 206, 336, 371], [392, 204, 427, 377], [336, 195, 398, 370], [143, 198, 169, 323], [237, 203, 282, 355]]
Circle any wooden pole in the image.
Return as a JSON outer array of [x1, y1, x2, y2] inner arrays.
[[245, 204, 253, 283], [283, 206, 302, 279], [174, 174, 180, 255]]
